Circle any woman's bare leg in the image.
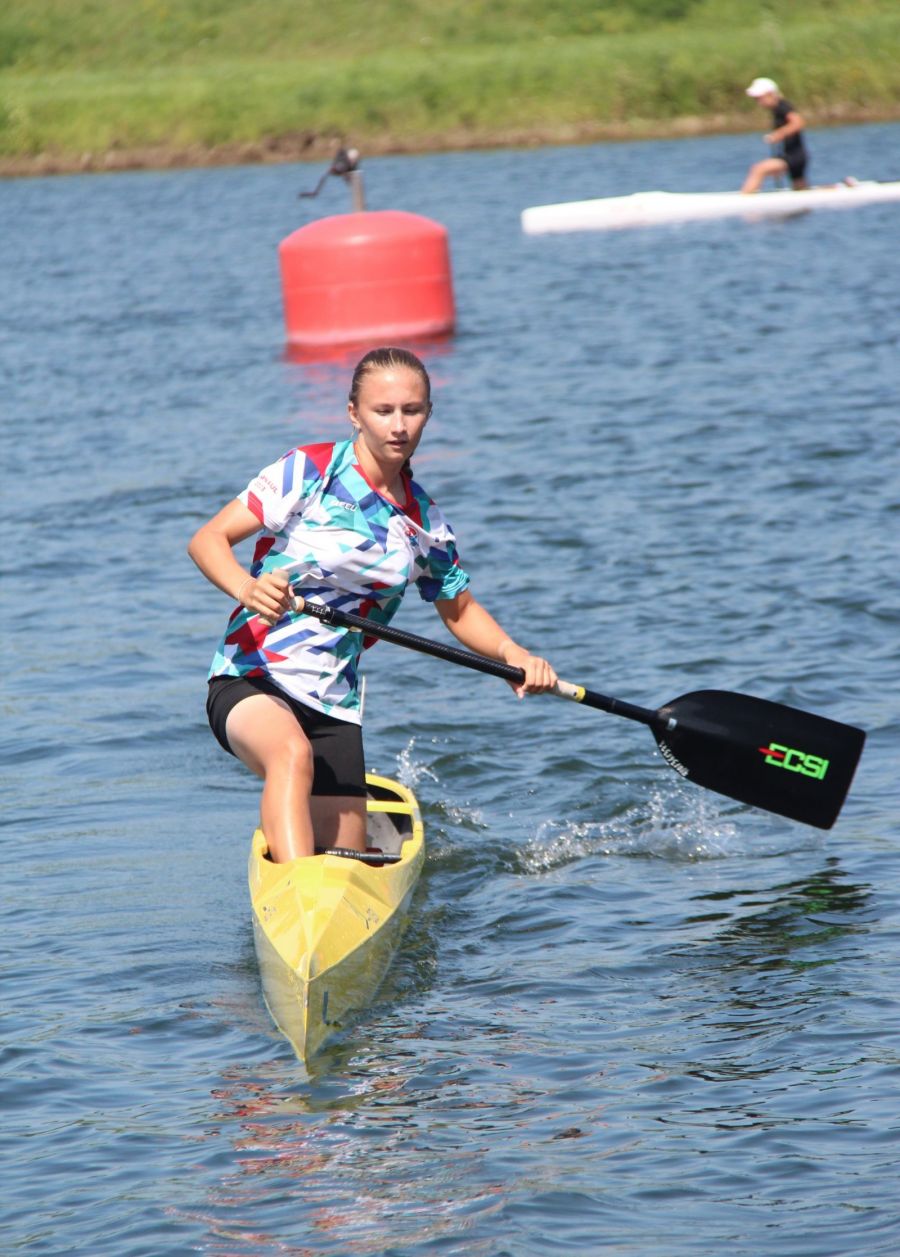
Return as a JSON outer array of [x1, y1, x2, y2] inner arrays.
[[225, 693, 317, 861], [311, 796, 367, 851], [224, 693, 367, 861], [742, 157, 789, 194]]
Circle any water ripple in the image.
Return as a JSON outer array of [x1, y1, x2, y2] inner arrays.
[[2, 125, 899, 1256]]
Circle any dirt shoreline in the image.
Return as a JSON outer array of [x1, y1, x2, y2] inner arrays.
[[2, 106, 897, 178]]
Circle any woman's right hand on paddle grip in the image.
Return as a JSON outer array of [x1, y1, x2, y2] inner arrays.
[[242, 570, 293, 625]]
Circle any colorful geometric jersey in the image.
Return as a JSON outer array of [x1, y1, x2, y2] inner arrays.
[[208, 439, 470, 723]]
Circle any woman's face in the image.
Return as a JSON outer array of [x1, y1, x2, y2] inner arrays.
[[348, 366, 432, 472]]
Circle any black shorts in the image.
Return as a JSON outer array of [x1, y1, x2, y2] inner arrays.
[[783, 149, 808, 181], [206, 675, 366, 797]]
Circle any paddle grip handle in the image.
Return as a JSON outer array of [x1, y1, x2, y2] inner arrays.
[[555, 680, 661, 727]]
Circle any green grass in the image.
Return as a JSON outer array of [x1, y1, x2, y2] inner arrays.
[[2, 0, 899, 163]]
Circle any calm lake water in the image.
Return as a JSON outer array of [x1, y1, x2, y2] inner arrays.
[[2, 122, 899, 1256]]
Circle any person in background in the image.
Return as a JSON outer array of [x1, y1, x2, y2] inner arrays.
[[741, 77, 809, 194], [188, 346, 557, 863]]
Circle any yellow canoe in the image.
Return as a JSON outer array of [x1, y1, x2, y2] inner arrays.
[[248, 773, 425, 1062]]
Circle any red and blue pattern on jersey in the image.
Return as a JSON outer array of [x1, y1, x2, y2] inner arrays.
[[208, 439, 470, 723]]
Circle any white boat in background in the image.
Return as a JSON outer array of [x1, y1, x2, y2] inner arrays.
[[521, 180, 900, 235]]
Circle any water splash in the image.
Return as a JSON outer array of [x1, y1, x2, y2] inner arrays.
[[392, 738, 487, 834], [392, 738, 439, 789], [517, 779, 815, 873]]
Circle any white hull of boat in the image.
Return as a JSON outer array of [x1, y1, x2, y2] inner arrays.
[[521, 181, 900, 235]]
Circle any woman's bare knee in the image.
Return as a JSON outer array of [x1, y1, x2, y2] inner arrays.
[[274, 735, 314, 780], [225, 694, 311, 778]]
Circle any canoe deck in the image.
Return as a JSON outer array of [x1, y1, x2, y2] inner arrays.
[[521, 180, 900, 235], [248, 773, 425, 1063]]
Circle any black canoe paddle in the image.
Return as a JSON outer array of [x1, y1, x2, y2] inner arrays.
[[294, 597, 865, 831]]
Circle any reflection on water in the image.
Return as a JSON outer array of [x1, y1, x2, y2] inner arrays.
[[179, 1057, 507, 1255], [281, 331, 455, 367], [648, 860, 875, 1105], [179, 856, 880, 1252], [692, 858, 872, 963]]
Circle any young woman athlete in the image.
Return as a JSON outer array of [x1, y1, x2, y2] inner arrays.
[[742, 77, 809, 194], [188, 347, 557, 862]]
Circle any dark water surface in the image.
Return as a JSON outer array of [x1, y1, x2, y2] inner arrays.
[[2, 123, 899, 1255]]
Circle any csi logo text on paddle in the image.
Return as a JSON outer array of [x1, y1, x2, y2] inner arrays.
[[759, 742, 830, 781]]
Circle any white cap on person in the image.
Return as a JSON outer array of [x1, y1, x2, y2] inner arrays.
[[746, 77, 779, 97]]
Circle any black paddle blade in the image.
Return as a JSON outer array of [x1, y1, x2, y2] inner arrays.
[[652, 690, 865, 830]]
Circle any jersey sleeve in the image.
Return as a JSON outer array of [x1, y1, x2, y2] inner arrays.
[[237, 442, 333, 533], [414, 518, 471, 603]]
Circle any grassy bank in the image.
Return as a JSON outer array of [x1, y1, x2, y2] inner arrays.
[[2, 0, 899, 173]]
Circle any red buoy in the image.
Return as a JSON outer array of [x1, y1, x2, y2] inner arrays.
[[279, 210, 455, 349]]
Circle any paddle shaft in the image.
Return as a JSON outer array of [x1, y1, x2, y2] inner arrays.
[[294, 598, 664, 731], [293, 596, 865, 830]]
